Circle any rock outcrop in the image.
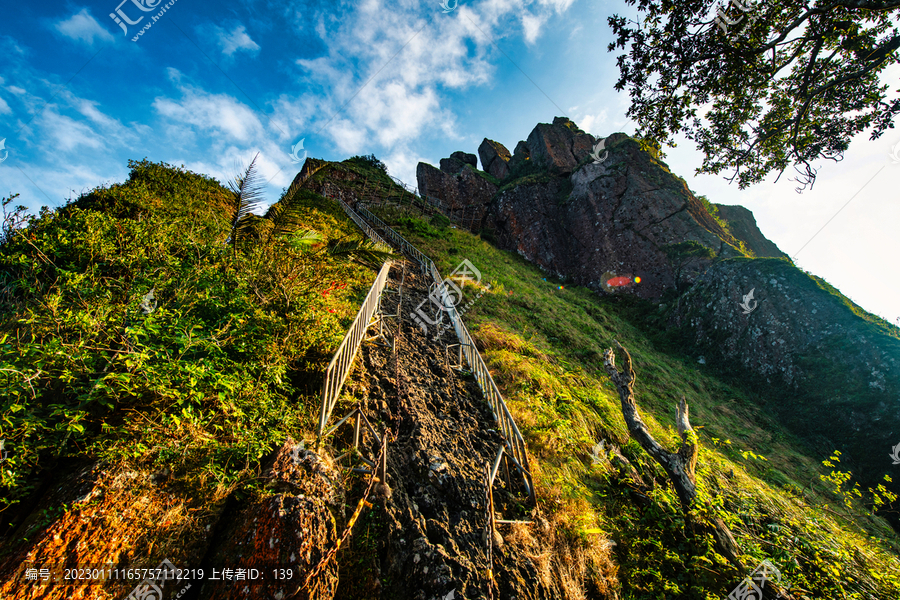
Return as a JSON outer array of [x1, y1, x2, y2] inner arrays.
[[715, 204, 790, 259], [478, 139, 511, 181], [440, 151, 477, 175], [416, 119, 765, 299], [522, 117, 596, 176], [485, 129, 742, 300], [416, 157, 498, 231], [502, 117, 597, 179], [0, 442, 342, 600], [199, 439, 340, 600]]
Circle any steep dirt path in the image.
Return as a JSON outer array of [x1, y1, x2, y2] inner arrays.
[[332, 256, 552, 600]]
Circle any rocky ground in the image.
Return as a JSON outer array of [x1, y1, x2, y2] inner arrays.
[[332, 256, 554, 600]]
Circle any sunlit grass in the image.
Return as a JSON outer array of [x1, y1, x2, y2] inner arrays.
[[376, 204, 900, 599]]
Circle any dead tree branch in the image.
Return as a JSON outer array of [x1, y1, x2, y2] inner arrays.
[[603, 340, 744, 570]]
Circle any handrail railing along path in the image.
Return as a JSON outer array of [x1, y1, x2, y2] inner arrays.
[[317, 260, 393, 442], [356, 204, 432, 268], [339, 199, 392, 253], [354, 201, 534, 503]]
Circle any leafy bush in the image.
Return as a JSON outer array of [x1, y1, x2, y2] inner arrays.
[[0, 160, 381, 511], [347, 154, 387, 173]]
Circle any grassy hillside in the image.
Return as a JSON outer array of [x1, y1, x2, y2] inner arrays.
[[0, 160, 382, 543], [372, 204, 900, 599], [3, 156, 900, 599]]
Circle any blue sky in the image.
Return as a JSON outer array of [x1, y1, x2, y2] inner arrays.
[[0, 0, 898, 324]]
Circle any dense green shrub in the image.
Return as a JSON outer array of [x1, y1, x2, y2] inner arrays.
[[0, 160, 380, 509]]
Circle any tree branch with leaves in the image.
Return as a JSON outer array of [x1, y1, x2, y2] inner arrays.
[[608, 0, 900, 191]]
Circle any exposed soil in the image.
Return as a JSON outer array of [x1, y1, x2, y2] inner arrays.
[[330, 255, 554, 600]]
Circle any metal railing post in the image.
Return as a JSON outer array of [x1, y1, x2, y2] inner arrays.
[[349, 210, 536, 503]]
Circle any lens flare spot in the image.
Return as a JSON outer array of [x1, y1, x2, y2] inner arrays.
[[634, 276, 641, 284], [606, 276, 632, 287]]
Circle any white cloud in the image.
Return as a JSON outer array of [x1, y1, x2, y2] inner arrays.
[[383, 148, 424, 190], [289, 1, 508, 162], [215, 24, 261, 57], [152, 84, 267, 143], [0, 35, 26, 57], [37, 111, 110, 153], [0, 95, 10, 115], [575, 110, 609, 136], [148, 79, 301, 200], [521, 12, 546, 44], [535, 0, 577, 11], [54, 8, 114, 46], [304, 0, 577, 149], [323, 118, 364, 155]]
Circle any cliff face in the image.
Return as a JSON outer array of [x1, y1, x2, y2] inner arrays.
[[715, 204, 790, 259], [416, 154, 498, 230], [669, 257, 900, 487], [671, 259, 897, 386], [417, 120, 750, 300], [484, 130, 743, 300]]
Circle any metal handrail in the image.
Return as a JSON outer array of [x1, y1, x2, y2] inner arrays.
[[356, 204, 432, 268], [353, 206, 534, 503], [317, 260, 393, 443], [316, 197, 395, 445], [389, 175, 417, 195], [339, 199, 392, 253]]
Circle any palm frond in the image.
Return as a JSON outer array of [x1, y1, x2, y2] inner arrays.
[[264, 169, 314, 243], [287, 228, 323, 251], [248, 215, 274, 240], [326, 236, 393, 270], [227, 153, 265, 250]]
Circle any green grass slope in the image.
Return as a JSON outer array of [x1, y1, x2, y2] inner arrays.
[[0, 159, 383, 533], [373, 204, 900, 599]]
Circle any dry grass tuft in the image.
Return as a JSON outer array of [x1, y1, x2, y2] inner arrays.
[[500, 489, 620, 599]]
